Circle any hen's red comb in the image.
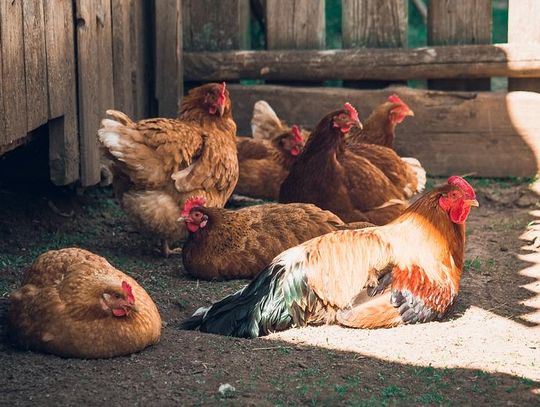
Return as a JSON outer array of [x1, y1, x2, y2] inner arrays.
[[291, 125, 304, 142], [447, 176, 476, 199], [388, 94, 405, 105], [121, 281, 135, 304], [181, 196, 207, 217], [344, 103, 359, 122]]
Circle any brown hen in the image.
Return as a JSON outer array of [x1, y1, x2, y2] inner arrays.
[[279, 103, 408, 225], [98, 83, 238, 256], [9, 248, 161, 358]]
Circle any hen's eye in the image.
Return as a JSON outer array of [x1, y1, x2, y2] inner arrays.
[[114, 293, 122, 299]]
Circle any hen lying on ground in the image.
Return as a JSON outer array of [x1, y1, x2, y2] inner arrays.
[[181, 177, 478, 338], [9, 248, 162, 358], [98, 83, 238, 256], [279, 103, 408, 225], [180, 196, 372, 280]]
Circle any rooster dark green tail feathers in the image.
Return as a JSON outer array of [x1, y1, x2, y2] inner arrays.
[[180, 260, 308, 338]]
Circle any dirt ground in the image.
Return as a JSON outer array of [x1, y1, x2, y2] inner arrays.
[[0, 177, 539, 406]]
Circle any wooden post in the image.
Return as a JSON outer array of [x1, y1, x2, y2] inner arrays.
[[342, 0, 407, 88], [154, 0, 183, 117], [22, 0, 49, 132], [131, 0, 152, 119], [0, 0, 27, 146], [265, 0, 325, 86], [508, 0, 540, 93], [44, 0, 79, 185], [183, 0, 250, 51], [265, 0, 325, 50], [428, 0, 492, 91], [75, 0, 114, 186]]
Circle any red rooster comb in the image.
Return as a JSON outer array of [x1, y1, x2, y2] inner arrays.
[[447, 176, 476, 199], [181, 196, 207, 217], [344, 103, 359, 122], [388, 94, 405, 105], [291, 125, 304, 142], [121, 281, 135, 304]]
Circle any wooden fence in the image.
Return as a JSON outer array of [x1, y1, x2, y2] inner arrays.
[[0, 0, 182, 186], [1, 0, 540, 184]]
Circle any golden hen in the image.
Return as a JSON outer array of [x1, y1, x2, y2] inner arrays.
[[9, 248, 161, 358], [98, 83, 238, 256]]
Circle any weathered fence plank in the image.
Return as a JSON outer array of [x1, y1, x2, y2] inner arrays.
[[76, 0, 114, 186], [228, 84, 540, 177], [0, 0, 27, 147], [111, 0, 135, 117], [508, 0, 540, 93], [183, 0, 250, 52], [342, 0, 408, 88], [132, 0, 152, 119], [22, 0, 49, 132], [184, 44, 540, 82], [44, 0, 79, 185], [154, 0, 183, 117], [265, 0, 325, 49], [428, 0, 492, 91]]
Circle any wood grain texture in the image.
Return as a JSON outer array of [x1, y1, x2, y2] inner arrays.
[[342, 0, 407, 48], [22, 0, 49, 131], [0, 0, 27, 145], [76, 0, 114, 186], [342, 0, 407, 88], [154, 0, 183, 117], [182, 0, 250, 51], [44, 0, 79, 185], [228, 84, 540, 177], [184, 44, 540, 81], [428, 0, 492, 91], [111, 0, 135, 117], [508, 0, 540, 92], [265, 0, 325, 49], [132, 0, 152, 119]]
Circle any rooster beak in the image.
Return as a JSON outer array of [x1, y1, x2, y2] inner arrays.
[[406, 108, 414, 117], [467, 199, 479, 207]]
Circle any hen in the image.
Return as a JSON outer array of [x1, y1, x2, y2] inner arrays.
[[180, 196, 372, 281], [181, 177, 478, 338], [9, 248, 162, 358], [235, 125, 305, 200], [279, 103, 408, 225], [250, 100, 310, 142], [98, 82, 238, 256], [347, 95, 426, 196]]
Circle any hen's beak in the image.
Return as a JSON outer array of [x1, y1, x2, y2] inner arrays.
[[354, 119, 363, 130], [466, 199, 479, 207], [217, 103, 225, 117], [129, 303, 139, 313], [405, 108, 415, 117], [177, 216, 186, 222]]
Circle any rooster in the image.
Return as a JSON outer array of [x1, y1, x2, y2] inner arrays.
[[347, 94, 426, 196], [279, 103, 408, 225], [180, 196, 372, 280], [9, 248, 162, 358], [181, 176, 478, 338], [98, 82, 238, 256], [235, 125, 305, 200]]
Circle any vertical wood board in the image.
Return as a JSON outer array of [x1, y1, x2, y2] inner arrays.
[[44, 0, 79, 185], [0, 0, 27, 145], [76, 0, 114, 186], [22, 0, 49, 131], [265, 0, 325, 49], [508, 0, 540, 92], [428, 0, 492, 91]]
